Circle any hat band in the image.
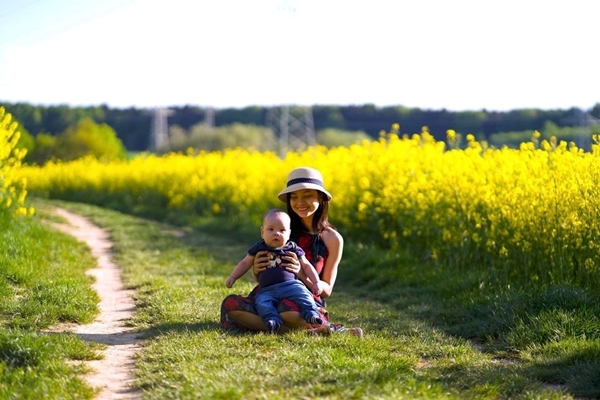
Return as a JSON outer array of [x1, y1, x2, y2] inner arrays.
[[287, 177, 324, 188]]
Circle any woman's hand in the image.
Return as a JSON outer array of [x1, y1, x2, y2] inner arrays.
[[280, 251, 301, 275], [252, 251, 270, 280]]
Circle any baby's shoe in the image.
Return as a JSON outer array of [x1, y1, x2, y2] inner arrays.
[[308, 314, 323, 325], [265, 320, 281, 333]]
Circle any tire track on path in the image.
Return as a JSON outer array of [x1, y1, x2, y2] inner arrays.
[[50, 207, 143, 400]]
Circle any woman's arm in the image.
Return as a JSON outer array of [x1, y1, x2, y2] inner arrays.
[[299, 257, 319, 284], [299, 257, 323, 295], [281, 229, 344, 298], [318, 228, 344, 298]]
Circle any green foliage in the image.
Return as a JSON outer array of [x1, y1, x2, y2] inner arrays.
[[216, 105, 265, 126], [313, 105, 346, 128], [4, 100, 600, 152], [488, 130, 535, 148], [163, 124, 372, 154], [58, 118, 127, 161], [316, 128, 372, 148], [161, 122, 276, 153], [590, 102, 600, 119], [452, 110, 486, 135], [15, 124, 34, 156], [488, 120, 600, 149], [29, 118, 127, 164], [29, 133, 59, 164]]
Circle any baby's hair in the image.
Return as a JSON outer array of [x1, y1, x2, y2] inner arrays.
[[262, 208, 288, 222]]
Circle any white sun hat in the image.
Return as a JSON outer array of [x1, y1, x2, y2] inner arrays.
[[277, 167, 332, 203]]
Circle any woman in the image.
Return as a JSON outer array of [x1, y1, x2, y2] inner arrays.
[[220, 167, 362, 337]]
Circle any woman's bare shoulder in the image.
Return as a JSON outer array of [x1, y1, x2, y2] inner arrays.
[[322, 227, 343, 244]]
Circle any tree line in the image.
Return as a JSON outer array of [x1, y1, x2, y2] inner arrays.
[[2, 101, 599, 152]]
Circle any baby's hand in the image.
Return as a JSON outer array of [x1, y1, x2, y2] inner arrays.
[[225, 276, 236, 288], [311, 281, 323, 296]]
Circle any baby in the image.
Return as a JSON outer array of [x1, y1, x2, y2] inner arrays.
[[226, 209, 325, 332]]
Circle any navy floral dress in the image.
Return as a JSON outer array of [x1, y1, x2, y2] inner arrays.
[[220, 231, 330, 331]]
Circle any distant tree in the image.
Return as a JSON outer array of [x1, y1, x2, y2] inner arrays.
[[340, 104, 393, 137], [28, 118, 126, 164], [487, 120, 600, 151], [29, 133, 59, 165], [103, 107, 151, 151], [313, 106, 346, 129], [6, 101, 600, 154], [316, 128, 372, 148], [542, 120, 561, 138], [15, 125, 35, 160], [487, 130, 533, 149], [57, 118, 126, 161], [169, 105, 207, 130], [42, 105, 78, 135], [590, 103, 600, 119], [0, 102, 45, 135], [215, 106, 265, 126], [502, 109, 542, 132], [452, 111, 486, 136], [160, 122, 276, 154]]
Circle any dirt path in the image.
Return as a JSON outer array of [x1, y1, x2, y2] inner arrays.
[[50, 207, 143, 400]]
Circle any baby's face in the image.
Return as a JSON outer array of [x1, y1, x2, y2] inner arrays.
[[261, 213, 291, 248]]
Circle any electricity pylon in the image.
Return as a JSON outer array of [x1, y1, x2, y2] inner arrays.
[[266, 105, 316, 158], [204, 107, 215, 128], [149, 107, 174, 151]]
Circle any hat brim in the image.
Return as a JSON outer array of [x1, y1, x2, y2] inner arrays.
[[278, 183, 332, 203]]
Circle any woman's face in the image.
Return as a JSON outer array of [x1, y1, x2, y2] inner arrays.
[[289, 189, 321, 219]]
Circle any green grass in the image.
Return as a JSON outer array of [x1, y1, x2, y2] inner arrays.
[[4, 198, 599, 399], [0, 208, 104, 399], [5, 201, 600, 399]]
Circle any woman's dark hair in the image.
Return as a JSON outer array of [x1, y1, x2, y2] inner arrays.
[[286, 190, 336, 234]]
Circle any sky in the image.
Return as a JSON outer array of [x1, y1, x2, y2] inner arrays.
[[0, 0, 598, 112]]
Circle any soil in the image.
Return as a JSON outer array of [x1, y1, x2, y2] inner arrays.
[[48, 207, 143, 400]]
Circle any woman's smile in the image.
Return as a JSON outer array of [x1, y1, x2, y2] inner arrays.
[[290, 189, 320, 216]]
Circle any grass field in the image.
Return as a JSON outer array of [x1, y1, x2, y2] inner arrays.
[[4, 105, 600, 398], [0, 202, 102, 399], [2, 199, 597, 399]]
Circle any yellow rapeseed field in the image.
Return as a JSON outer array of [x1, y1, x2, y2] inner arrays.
[[16, 123, 600, 289], [0, 107, 31, 217]]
